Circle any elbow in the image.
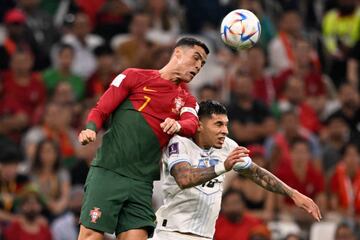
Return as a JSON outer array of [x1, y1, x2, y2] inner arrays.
[[176, 178, 191, 190]]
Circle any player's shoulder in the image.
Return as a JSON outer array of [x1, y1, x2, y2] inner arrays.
[[124, 68, 158, 77], [222, 137, 238, 152], [168, 134, 192, 146]]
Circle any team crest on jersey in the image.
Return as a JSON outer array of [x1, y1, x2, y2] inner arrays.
[[169, 142, 179, 156], [198, 158, 219, 168], [90, 207, 102, 223], [172, 97, 185, 114]]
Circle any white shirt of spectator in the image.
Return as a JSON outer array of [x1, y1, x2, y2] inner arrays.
[[156, 135, 238, 238]]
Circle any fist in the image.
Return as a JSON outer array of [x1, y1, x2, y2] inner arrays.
[[224, 147, 250, 171], [78, 129, 96, 145], [160, 118, 181, 135]]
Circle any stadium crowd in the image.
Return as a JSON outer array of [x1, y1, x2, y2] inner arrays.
[[0, 0, 359, 239]]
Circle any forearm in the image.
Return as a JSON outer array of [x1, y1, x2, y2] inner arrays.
[[171, 163, 218, 189], [177, 113, 198, 137], [239, 163, 294, 197]]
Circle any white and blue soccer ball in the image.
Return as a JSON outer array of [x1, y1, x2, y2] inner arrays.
[[220, 9, 261, 50]]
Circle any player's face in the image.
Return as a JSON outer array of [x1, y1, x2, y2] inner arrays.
[[200, 114, 229, 149], [174, 45, 207, 83]]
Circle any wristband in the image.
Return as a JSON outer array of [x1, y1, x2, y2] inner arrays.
[[214, 162, 226, 176]]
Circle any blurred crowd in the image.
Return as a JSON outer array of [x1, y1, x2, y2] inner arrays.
[[0, 0, 360, 239]]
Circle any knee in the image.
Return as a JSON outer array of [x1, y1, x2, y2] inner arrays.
[[78, 225, 103, 240]]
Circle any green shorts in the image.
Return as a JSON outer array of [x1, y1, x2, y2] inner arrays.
[[80, 166, 156, 236]]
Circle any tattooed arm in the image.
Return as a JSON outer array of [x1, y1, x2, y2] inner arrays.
[[170, 147, 249, 189], [238, 162, 294, 197], [238, 162, 322, 221], [170, 162, 218, 189]]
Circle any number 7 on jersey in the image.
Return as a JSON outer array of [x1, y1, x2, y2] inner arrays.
[[138, 95, 151, 111]]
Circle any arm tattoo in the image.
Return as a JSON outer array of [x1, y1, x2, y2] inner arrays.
[[240, 163, 294, 197], [170, 162, 218, 189]]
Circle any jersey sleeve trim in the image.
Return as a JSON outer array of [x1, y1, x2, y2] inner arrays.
[[168, 159, 191, 172], [85, 121, 97, 132], [180, 107, 198, 118]]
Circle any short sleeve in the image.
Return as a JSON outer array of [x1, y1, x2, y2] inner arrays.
[[164, 136, 191, 171]]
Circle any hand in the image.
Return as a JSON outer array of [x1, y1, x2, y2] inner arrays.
[[160, 118, 181, 135], [291, 190, 322, 221], [224, 147, 250, 171], [78, 129, 96, 145]]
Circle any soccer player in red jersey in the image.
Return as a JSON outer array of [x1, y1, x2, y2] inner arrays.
[[77, 37, 209, 240]]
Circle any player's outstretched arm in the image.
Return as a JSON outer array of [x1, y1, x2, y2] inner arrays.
[[238, 163, 322, 221], [170, 147, 249, 189]]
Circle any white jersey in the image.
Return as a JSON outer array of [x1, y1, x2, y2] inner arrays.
[[155, 135, 238, 238]]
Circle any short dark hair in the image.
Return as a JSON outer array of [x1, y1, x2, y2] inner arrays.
[[289, 137, 310, 150], [58, 43, 74, 55], [175, 37, 210, 55], [0, 148, 22, 165], [93, 44, 113, 57], [221, 188, 243, 203], [198, 100, 227, 120]]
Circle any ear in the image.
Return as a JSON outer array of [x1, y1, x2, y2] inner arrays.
[[197, 121, 204, 133], [173, 47, 182, 59]]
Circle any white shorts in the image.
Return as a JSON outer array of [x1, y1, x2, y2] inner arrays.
[[151, 229, 211, 240]]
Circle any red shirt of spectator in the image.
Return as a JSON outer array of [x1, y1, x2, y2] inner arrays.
[[4, 219, 52, 240], [214, 213, 262, 240], [330, 145, 360, 215], [2, 71, 45, 119]]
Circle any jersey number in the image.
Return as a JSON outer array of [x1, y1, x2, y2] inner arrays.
[[201, 179, 220, 188], [138, 95, 151, 111]]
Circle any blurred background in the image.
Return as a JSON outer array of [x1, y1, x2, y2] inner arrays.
[[0, 0, 360, 240]]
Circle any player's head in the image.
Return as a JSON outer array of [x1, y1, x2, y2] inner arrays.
[[169, 37, 209, 83], [197, 100, 228, 149]]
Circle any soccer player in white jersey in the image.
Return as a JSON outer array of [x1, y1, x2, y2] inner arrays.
[[152, 100, 322, 240]]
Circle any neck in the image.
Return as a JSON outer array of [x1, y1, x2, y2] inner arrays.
[[194, 134, 211, 149], [159, 64, 181, 84], [59, 66, 71, 76]]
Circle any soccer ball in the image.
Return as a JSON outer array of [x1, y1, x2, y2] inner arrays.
[[220, 9, 261, 50]]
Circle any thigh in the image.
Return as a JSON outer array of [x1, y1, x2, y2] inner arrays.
[[115, 179, 155, 236], [80, 167, 128, 234], [116, 229, 148, 240]]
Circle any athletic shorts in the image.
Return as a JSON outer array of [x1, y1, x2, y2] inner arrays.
[[152, 229, 211, 240], [80, 166, 155, 236]]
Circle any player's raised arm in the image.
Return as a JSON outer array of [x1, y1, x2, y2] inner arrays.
[[79, 70, 135, 145], [170, 147, 249, 189], [237, 163, 322, 221]]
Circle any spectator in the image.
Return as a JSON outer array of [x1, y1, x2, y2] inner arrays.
[[265, 110, 322, 172], [322, 0, 360, 88], [320, 114, 356, 175], [3, 187, 52, 240], [115, 11, 155, 69], [43, 43, 84, 101], [248, 46, 276, 106], [228, 145, 275, 222], [51, 185, 83, 240], [330, 144, 360, 217], [347, 40, 360, 89], [327, 83, 360, 138], [276, 138, 326, 227], [274, 39, 325, 115], [214, 188, 263, 240], [60, 12, 104, 78], [277, 76, 321, 133], [284, 233, 302, 240], [23, 102, 80, 167], [334, 222, 356, 240], [31, 139, 70, 218], [145, 0, 180, 45], [248, 224, 272, 240], [0, 148, 29, 223], [0, 49, 46, 140], [94, 0, 132, 41], [227, 71, 276, 146], [0, 8, 45, 70], [86, 44, 116, 100], [268, 10, 303, 74], [197, 84, 220, 102], [17, 0, 57, 57]]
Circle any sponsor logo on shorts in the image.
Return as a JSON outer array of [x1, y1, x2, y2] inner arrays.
[[90, 207, 102, 223]]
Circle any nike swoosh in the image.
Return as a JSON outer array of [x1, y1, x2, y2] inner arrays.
[[143, 86, 157, 92]]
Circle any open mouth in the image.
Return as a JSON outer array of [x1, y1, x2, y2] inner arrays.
[[218, 137, 225, 142], [190, 71, 196, 77]]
